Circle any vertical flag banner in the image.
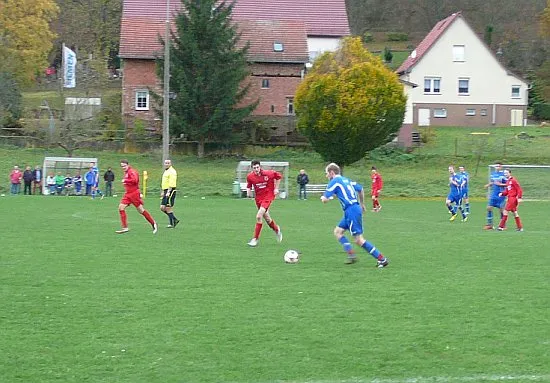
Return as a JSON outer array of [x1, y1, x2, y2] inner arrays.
[[63, 45, 77, 88]]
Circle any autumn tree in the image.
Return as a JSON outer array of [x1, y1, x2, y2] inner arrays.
[[157, 0, 256, 158], [295, 37, 406, 167], [0, 0, 59, 85]]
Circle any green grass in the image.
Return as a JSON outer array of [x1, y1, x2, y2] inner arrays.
[[1, 196, 549, 382]]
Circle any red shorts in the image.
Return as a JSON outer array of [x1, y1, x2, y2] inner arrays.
[[371, 190, 380, 198], [121, 190, 143, 207], [255, 198, 274, 210], [505, 197, 518, 212]]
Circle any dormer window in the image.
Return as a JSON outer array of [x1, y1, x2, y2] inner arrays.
[[273, 42, 284, 52]]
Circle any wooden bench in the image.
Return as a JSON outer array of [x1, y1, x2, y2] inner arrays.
[[304, 184, 326, 194]]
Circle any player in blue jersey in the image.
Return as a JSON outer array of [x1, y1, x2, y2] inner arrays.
[[90, 162, 104, 200], [458, 165, 470, 215], [483, 162, 507, 229], [320, 163, 389, 267], [446, 165, 467, 222]]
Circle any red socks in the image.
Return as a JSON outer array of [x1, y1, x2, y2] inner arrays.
[[119, 210, 128, 228], [254, 223, 263, 239], [141, 210, 156, 225]]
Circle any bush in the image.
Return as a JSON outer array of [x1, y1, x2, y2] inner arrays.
[[532, 103, 550, 120], [362, 32, 374, 43], [383, 47, 393, 63], [386, 32, 409, 42], [418, 127, 436, 144]]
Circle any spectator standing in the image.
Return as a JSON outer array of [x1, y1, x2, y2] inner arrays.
[[55, 172, 65, 195], [33, 165, 42, 195], [9, 165, 22, 195], [296, 169, 309, 200], [23, 166, 34, 195], [104, 167, 115, 197]]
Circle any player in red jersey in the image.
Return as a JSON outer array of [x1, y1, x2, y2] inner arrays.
[[370, 166, 383, 212], [497, 168, 524, 232], [115, 159, 158, 234], [245, 160, 283, 247]]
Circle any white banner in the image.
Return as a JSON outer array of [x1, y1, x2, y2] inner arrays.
[[63, 45, 77, 88]]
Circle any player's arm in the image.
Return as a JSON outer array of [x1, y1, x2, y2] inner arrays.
[[273, 178, 281, 195], [516, 181, 523, 202], [246, 177, 253, 198]]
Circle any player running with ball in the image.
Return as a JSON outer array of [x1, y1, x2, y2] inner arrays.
[[246, 160, 283, 247]]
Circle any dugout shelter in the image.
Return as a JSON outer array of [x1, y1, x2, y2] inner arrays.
[[235, 161, 290, 199], [42, 157, 98, 195]]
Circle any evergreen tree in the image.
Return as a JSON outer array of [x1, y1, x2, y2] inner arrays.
[[157, 0, 256, 157]]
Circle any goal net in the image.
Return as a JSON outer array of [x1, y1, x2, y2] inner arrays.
[[488, 164, 550, 201], [42, 156, 98, 195], [235, 161, 290, 199]]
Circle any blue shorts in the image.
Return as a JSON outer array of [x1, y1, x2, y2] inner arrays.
[[462, 188, 469, 199], [338, 204, 363, 236], [447, 193, 462, 204], [489, 196, 505, 209]]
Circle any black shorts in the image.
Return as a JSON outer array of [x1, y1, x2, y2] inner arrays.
[[161, 189, 177, 207]]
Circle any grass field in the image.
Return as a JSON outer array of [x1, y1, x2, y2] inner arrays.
[[1, 196, 549, 383]]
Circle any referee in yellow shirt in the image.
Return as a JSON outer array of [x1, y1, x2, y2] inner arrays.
[[161, 159, 180, 228]]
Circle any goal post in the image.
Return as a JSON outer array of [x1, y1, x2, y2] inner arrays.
[[235, 161, 290, 199], [488, 164, 550, 201], [42, 157, 98, 195]]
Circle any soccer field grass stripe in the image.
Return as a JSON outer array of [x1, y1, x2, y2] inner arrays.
[[246, 375, 550, 383]]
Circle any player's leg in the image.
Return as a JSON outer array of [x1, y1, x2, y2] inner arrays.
[[447, 197, 457, 221], [371, 194, 377, 211], [463, 193, 470, 214], [160, 192, 171, 227], [166, 191, 179, 228], [334, 222, 356, 263], [513, 208, 523, 231], [135, 202, 157, 233], [116, 202, 130, 233], [263, 204, 282, 243], [498, 199, 513, 230], [248, 204, 266, 246]]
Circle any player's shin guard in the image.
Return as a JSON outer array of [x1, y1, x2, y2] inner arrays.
[[447, 205, 454, 214], [141, 210, 156, 225], [515, 216, 522, 229], [119, 210, 128, 228], [267, 220, 278, 232], [361, 241, 381, 259], [465, 203, 470, 214], [168, 212, 177, 225], [254, 223, 263, 239], [338, 236, 353, 254], [499, 215, 508, 228]]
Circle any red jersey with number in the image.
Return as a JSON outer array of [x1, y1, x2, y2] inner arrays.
[[371, 173, 383, 192], [246, 169, 281, 201], [502, 176, 522, 199], [122, 166, 140, 194]]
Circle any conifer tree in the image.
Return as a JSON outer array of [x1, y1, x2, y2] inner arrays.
[[157, 0, 256, 157]]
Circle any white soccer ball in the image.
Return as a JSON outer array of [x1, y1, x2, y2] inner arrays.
[[284, 250, 300, 264]]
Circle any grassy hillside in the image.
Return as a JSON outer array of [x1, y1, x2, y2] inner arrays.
[[1, 126, 549, 199]]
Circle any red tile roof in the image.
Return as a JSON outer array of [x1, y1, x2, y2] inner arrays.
[[396, 12, 462, 74], [239, 20, 309, 63], [120, 18, 309, 62]]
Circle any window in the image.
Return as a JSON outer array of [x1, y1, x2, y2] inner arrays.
[[453, 45, 465, 61], [511, 85, 521, 98], [424, 77, 441, 94], [287, 98, 295, 115], [466, 109, 476, 116], [271, 105, 275, 113], [135, 90, 149, 110], [434, 108, 447, 118], [480, 109, 488, 116], [261, 79, 270, 89], [273, 42, 284, 52], [458, 78, 470, 95]]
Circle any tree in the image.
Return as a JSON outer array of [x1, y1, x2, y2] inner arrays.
[[157, 0, 256, 158], [540, 0, 550, 37], [295, 37, 406, 168], [0, 0, 59, 85], [0, 71, 22, 127]]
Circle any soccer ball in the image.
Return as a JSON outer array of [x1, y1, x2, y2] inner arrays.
[[284, 250, 300, 264]]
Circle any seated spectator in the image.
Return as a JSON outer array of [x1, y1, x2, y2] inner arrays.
[[64, 173, 73, 196], [54, 172, 65, 195], [46, 173, 56, 195], [73, 172, 83, 195]]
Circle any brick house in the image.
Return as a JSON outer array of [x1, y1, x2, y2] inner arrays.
[[396, 12, 528, 146], [119, 0, 350, 143]]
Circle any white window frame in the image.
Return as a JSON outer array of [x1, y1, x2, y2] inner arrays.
[[261, 79, 270, 89], [273, 42, 284, 52], [511, 85, 521, 99], [466, 108, 476, 116], [286, 97, 295, 116], [480, 109, 488, 116], [433, 108, 447, 118], [453, 45, 465, 62], [458, 78, 470, 95], [424, 77, 441, 94], [135, 90, 149, 111]]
